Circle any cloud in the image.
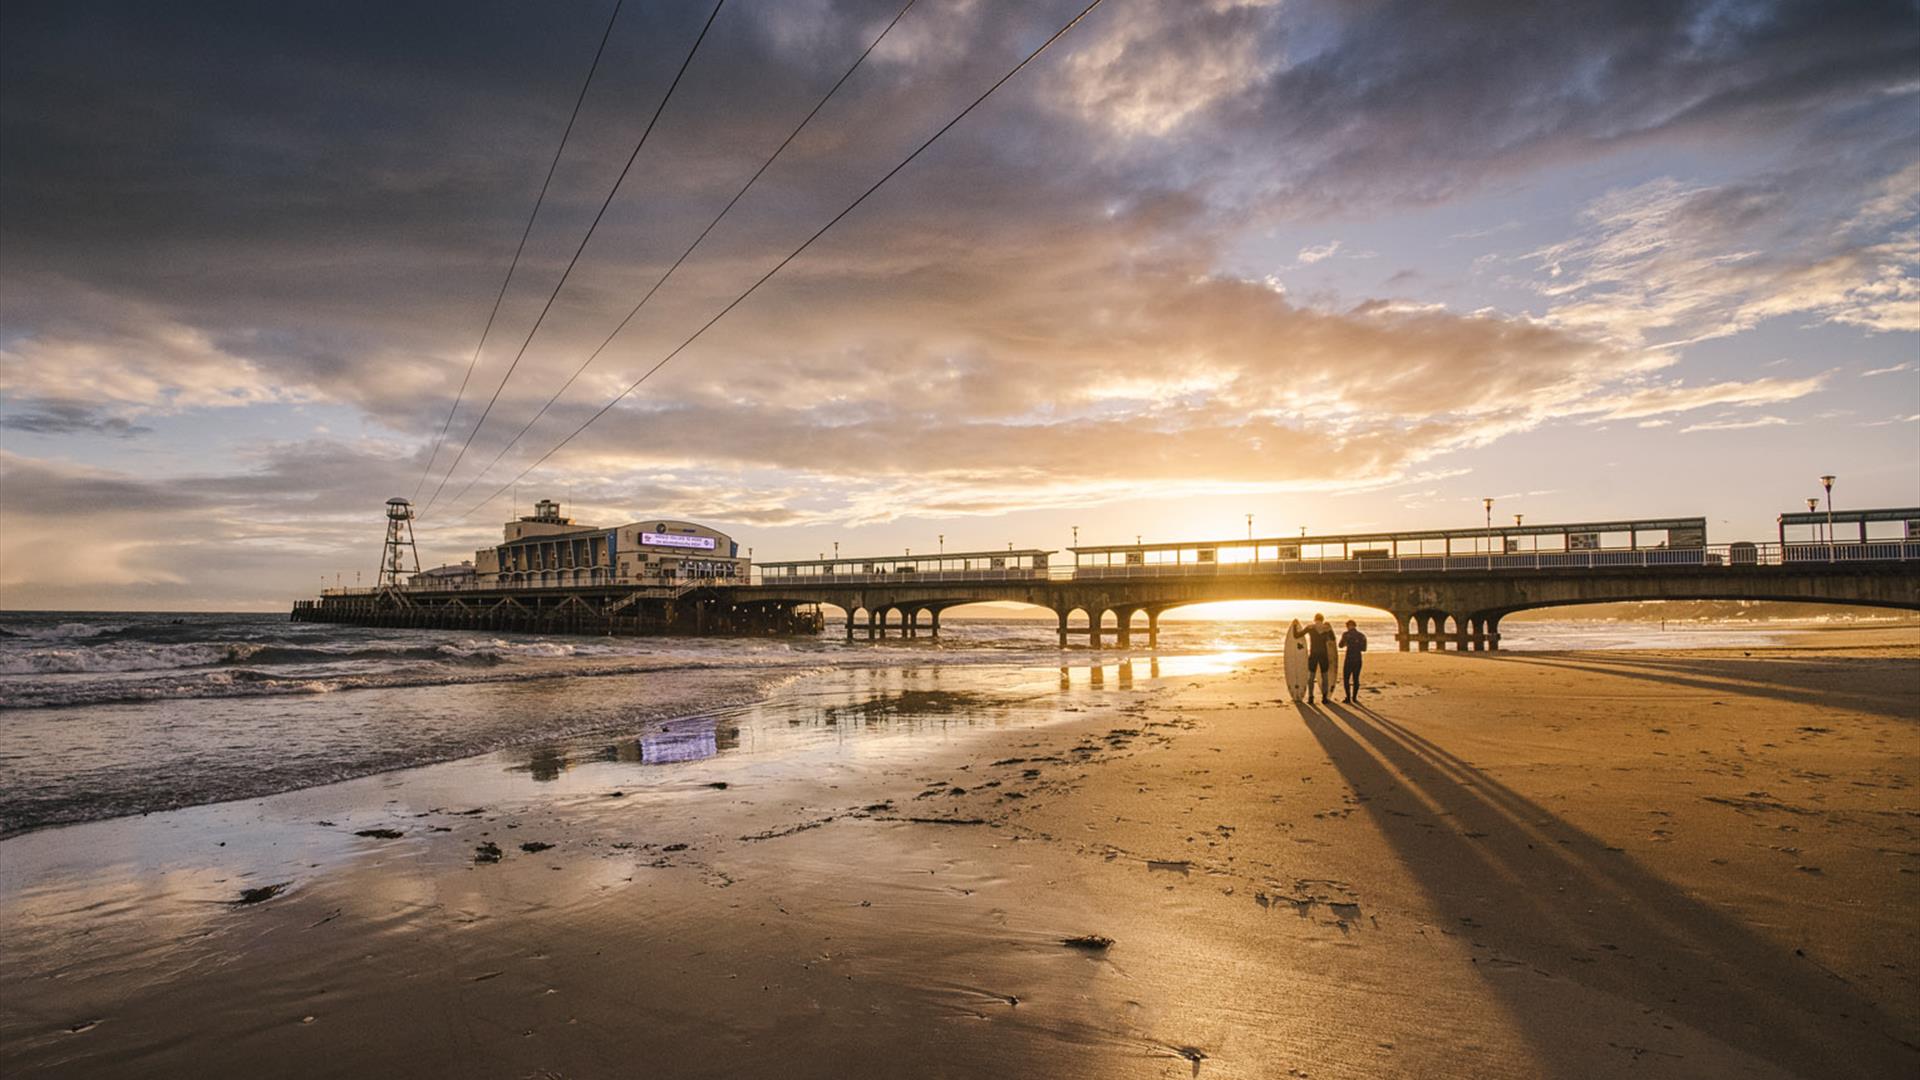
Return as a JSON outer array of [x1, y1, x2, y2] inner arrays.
[[0, 400, 151, 437], [1296, 240, 1342, 265], [1679, 415, 1796, 433], [1862, 361, 1913, 376], [1529, 163, 1920, 347], [1576, 374, 1827, 421]]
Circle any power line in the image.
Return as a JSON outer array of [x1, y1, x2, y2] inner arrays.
[[453, 0, 1110, 522], [423, 0, 728, 514], [439, 0, 920, 511], [412, 0, 625, 501]]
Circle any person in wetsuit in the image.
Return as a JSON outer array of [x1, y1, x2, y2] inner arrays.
[[1339, 619, 1367, 703], [1303, 613, 1337, 704]]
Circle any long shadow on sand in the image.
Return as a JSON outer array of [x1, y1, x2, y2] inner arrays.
[[1299, 699, 1916, 1078], [1475, 651, 1918, 722]]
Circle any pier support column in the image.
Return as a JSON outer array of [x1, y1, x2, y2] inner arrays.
[[846, 610, 856, 641], [1147, 609, 1160, 649], [905, 607, 919, 638], [1056, 608, 1070, 649], [1451, 613, 1472, 652], [1487, 614, 1502, 651], [1088, 608, 1105, 650], [866, 608, 878, 641], [1394, 612, 1412, 652], [929, 608, 941, 639], [1415, 613, 1431, 652], [1115, 606, 1133, 648]]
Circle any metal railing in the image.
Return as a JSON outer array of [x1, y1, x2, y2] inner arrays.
[[1066, 541, 1920, 578], [752, 568, 1054, 587], [320, 573, 745, 597]]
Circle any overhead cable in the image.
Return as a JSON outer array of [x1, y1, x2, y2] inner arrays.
[[439, 0, 921, 510], [423, 0, 729, 514], [454, 0, 1110, 521], [412, 0, 626, 500]]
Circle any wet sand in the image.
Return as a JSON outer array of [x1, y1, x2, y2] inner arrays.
[[3, 636, 1916, 1078]]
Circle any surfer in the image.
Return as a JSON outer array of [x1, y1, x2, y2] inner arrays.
[[1303, 614, 1337, 704], [1339, 619, 1367, 703]]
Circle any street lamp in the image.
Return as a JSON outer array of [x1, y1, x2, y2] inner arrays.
[[939, 534, 944, 556], [1820, 474, 1835, 545], [1072, 525, 1079, 548], [1246, 513, 1253, 541]]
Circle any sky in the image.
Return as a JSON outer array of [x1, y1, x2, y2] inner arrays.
[[1, 0, 1916, 610]]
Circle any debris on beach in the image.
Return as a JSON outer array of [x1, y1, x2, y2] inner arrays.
[[662, 843, 689, 852], [1062, 934, 1114, 950], [353, 828, 403, 839], [520, 841, 554, 853], [707, 781, 729, 790], [473, 841, 503, 864], [231, 882, 289, 906]]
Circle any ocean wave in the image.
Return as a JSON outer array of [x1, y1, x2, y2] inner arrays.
[[5, 621, 130, 641], [0, 656, 772, 710], [0, 635, 615, 676]]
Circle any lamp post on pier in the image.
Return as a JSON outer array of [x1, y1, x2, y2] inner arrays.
[[1820, 474, 1835, 551]]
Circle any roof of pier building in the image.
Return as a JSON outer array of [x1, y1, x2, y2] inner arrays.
[[1777, 506, 1919, 527], [1067, 516, 1709, 561], [494, 505, 741, 556]]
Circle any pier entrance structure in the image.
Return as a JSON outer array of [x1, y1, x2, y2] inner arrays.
[[293, 501, 806, 637], [475, 499, 749, 588], [726, 513, 1920, 650]]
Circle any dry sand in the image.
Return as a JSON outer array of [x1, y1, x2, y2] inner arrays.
[[3, 634, 1916, 1079]]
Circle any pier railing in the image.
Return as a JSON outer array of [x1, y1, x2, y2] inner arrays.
[[320, 575, 741, 597], [1067, 541, 1919, 579], [753, 568, 1057, 587]]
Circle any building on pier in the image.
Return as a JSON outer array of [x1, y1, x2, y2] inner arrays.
[[1066, 517, 1710, 574], [1776, 506, 1920, 553], [756, 548, 1053, 583], [413, 560, 476, 586], [471, 499, 748, 587]]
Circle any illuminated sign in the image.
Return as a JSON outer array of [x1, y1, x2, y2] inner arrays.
[[641, 531, 716, 550]]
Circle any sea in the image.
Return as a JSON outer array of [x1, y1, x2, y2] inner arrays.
[[0, 611, 1796, 837]]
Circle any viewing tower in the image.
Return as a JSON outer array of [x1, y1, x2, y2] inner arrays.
[[378, 497, 421, 587]]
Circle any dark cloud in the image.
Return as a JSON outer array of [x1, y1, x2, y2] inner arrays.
[[0, 400, 151, 437]]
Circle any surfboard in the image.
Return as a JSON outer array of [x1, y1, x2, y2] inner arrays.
[[1284, 620, 1310, 701]]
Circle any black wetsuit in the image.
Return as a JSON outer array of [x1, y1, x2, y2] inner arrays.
[[1340, 628, 1367, 699], [1304, 623, 1336, 697]]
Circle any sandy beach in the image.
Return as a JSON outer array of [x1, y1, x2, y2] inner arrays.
[[3, 633, 1916, 1079]]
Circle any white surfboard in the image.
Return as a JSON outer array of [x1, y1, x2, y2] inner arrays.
[[1284, 620, 1310, 701]]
